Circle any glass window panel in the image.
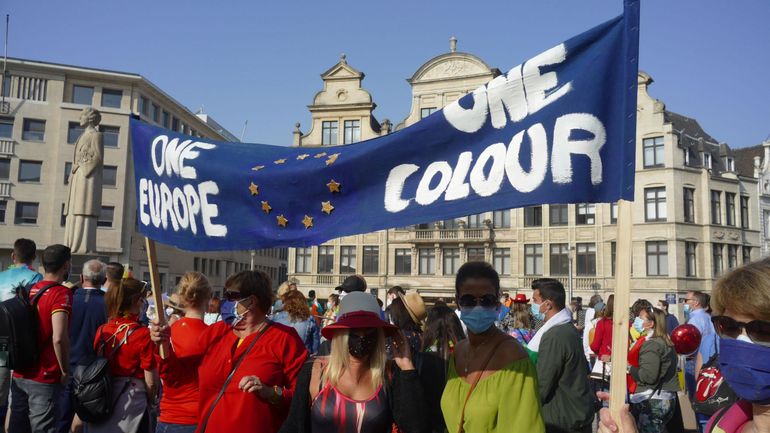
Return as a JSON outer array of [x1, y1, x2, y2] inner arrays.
[[0, 117, 13, 138], [22, 119, 45, 141], [101, 88, 122, 108], [72, 85, 94, 105], [14, 202, 38, 224], [103, 165, 118, 186], [97, 206, 114, 228], [101, 126, 119, 147], [0, 159, 9, 180], [18, 160, 42, 182]]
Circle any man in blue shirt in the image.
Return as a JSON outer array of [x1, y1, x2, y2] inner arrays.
[[684, 290, 716, 429], [658, 300, 680, 335], [0, 239, 42, 424], [55, 259, 108, 433]]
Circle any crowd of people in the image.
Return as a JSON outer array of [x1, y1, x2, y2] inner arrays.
[[1, 237, 768, 433]]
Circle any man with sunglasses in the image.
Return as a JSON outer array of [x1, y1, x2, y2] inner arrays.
[[683, 291, 717, 396]]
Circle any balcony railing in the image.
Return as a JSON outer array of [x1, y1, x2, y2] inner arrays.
[[0, 181, 11, 198], [0, 140, 13, 156], [412, 228, 490, 242], [521, 276, 602, 291]]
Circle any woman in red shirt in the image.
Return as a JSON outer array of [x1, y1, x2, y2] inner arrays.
[[157, 272, 211, 433], [90, 278, 158, 433], [152, 270, 307, 433], [590, 294, 614, 361]]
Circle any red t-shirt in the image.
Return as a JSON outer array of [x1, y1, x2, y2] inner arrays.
[[93, 316, 156, 379], [159, 317, 208, 425], [13, 281, 72, 384], [184, 321, 307, 433], [590, 318, 614, 358]]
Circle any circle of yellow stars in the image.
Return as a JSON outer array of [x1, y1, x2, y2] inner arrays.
[[248, 151, 342, 229]]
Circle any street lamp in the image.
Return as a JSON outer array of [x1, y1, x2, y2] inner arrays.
[[568, 245, 575, 308]]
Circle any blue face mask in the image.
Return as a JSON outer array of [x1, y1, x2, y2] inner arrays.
[[530, 303, 545, 321], [460, 306, 499, 334], [220, 300, 236, 324], [633, 317, 646, 334], [718, 337, 770, 405]]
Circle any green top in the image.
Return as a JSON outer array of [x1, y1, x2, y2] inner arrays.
[[441, 356, 545, 433]]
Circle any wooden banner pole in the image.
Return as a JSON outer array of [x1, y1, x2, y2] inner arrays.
[[609, 199, 633, 432], [145, 237, 169, 359]]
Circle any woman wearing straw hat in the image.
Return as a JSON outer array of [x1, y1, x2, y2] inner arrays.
[[386, 292, 427, 360], [279, 291, 427, 433]]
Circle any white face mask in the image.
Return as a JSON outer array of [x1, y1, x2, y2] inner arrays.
[[231, 298, 250, 328]]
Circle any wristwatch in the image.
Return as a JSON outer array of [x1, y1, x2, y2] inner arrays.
[[269, 386, 283, 405]]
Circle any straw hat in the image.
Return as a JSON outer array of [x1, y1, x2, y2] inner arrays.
[[398, 292, 427, 324]]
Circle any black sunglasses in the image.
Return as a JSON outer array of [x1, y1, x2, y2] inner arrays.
[[223, 290, 245, 302], [458, 294, 498, 308], [712, 315, 770, 345]]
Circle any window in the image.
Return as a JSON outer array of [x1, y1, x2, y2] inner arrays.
[[725, 193, 736, 226], [493, 248, 510, 275], [103, 165, 118, 187], [0, 159, 9, 180], [443, 248, 460, 275], [740, 196, 750, 229], [0, 117, 12, 138], [139, 96, 149, 116], [643, 136, 664, 167], [743, 246, 752, 264], [295, 248, 311, 273], [343, 120, 360, 144], [322, 121, 338, 145], [317, 246, 333, 274], [610, 203, 618, 224], [576, 243, 596, 276], [395, 249, 411, 275], [467, 247, 485, 262], [646, 241, 668, 276], [712, 244, 723, 277], [363, 246, 379, 274], [524, 206, 542, 227], [72, 85, 94, 105], [102, 126, 119, 147], [726, 157, 735, 172], [340, 246, 356, 273], [684, 187, 695, 223], [683, 148, 691, 166], [98, 206, 114, 228], [162, 111, 170, 129], [419, 248, 435, 275], [611, 242, 616, 276], [524, 244, 543, 276], [0, 200, 6, 223], [686, 242, 697, 277], [151, 103, 160, 123], [727, 245, 738, 269], [550, 244, 569, 276], [467, 214, 483, 228], [711, 190, 722, 225], [18, 160, 42, 183], [171, 117, 179, 132], [702, 152, 712, 170], [420, 107, 437, 119], [14, 202, 38, 225], [67, 122, 84, 144], [443, 218, 460, 229], [22, 119, 45, 141], [575, 204, 595, 225], [644, 187, 667, 222], [63, 162, 72, 184], [493, 210, 510, 228], [101, 88, 122, 108], [550, 204, 568, 226], [1, 76, 9, 98]]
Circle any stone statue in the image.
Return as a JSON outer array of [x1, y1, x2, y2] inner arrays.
[[64, 107, 104, 254]]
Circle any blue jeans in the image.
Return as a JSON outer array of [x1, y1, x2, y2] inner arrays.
[[8, 377, 62, 433], [156, 423, 197, 433], [54, 376, 74, 433]]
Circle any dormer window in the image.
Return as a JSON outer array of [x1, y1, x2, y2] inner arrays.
[[726, 157, 735, 172], [702, 152, 712, 170], [683, 149, 690, 166]]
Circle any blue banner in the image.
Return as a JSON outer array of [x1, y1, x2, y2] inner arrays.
[[131, 1, 639, 251]]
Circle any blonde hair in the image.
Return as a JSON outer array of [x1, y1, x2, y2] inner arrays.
[[176, 272, 212, 309], [325, 329, 386, 390], [277, 281, 296, 298], [647, 307, 673, 347], [513, 309, 530, 329], [712, 258, 770, 321]]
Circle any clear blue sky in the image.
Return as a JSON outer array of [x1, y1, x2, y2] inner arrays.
[[5, 0, 770, 148]]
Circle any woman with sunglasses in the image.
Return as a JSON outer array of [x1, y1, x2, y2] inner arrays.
[[89, 278, 158, 433], [151, 270, 308, 433], [599, 259, 770, 433], [278, 291, 427, 433], [441, 262, 544, 433]]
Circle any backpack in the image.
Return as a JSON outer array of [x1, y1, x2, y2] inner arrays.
[[71, 325, 137, 424], [693, 353, 738, 416], [0, 281, 60, 369]]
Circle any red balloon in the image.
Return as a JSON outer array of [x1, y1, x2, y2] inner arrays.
[[671, 324, 702, 355]]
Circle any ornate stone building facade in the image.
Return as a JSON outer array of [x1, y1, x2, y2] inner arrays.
[[287, 41, 761, 315]]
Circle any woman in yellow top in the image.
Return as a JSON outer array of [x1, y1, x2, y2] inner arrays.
[[441, 261, 545, 433]]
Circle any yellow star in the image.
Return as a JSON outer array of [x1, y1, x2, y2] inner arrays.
[[314, 152, 327, 159], [248, 182, 259, 196], [274, 158, 286, 165], [276, 215, 288, 227], [261, 201, 272, 214], [325, 153, 340, 166], [321, 201, 334, 215], [326, 179, 341, 193], [251, 165, 265, 171], [296, 154, 310, 160], [302, 215, 314, 229]]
